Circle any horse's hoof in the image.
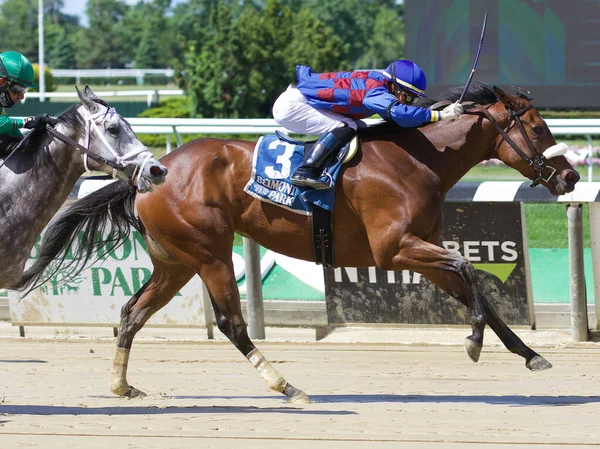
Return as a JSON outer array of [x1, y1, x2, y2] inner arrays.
[[123, 386, 147, 398], [287, 392, 312, 404], [526, 355, 553, 371], [464, 337, 482, 363]]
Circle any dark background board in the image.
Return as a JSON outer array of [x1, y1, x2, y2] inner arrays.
[[405, 0, 600, 109], [324, 202, 530, 325]]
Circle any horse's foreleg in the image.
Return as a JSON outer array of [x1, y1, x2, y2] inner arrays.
[[199, 261, 311, 404], [385, 233, 549, 368], [381, 233, 487, 362], [110, 260, 195, 398]]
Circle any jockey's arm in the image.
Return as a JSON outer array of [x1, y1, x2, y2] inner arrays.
[[0, 112, 24, 138], [363, 87, 441, 127]]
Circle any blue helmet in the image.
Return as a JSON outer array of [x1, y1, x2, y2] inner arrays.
[[383, 60, 427, 97]]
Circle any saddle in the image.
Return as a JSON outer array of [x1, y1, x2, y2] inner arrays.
[[275, 130, 360, 166], [274, 130, 361, 267], [245, 132, 361, 267]]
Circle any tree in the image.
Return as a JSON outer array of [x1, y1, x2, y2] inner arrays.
[[357, 5, 405, 69], [181, 0, 351, 117], [285, 9, 349, 74], [134, 21, 162, 69], [74, 0, 130, 68], [184, 1, 244, 117], [235, 0, 294, 116], [47, 24, 76, 69], [299, 0, 400, 68], [115, 0, 175, 69], [0, 0, 39, 60]]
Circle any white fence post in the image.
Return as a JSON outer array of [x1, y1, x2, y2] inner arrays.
[[588, 203, 600, 331], [243, 237, 265, 339], [567, 204, 589, 341]]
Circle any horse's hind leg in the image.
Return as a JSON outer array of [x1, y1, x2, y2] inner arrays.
[[376, 233, 487, 361], [198, 260, 311, 404], [110, 258, 195, 398]]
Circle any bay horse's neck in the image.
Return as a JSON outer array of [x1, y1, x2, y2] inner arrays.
[[0, 128, 85, 287], [421, 104, 506, 193]]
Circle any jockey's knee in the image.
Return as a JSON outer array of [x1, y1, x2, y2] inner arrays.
[[272, 86, 301, 125], [272, 98, 287, 125], [337, 120, 358, 131]]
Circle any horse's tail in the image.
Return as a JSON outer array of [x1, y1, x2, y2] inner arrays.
[[13, 180, 142, 294]]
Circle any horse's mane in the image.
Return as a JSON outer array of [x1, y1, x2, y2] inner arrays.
[[358, 82, 498, 138], [59, 103, 83, 128], [1, 103, 88, 158], [419, 82, 498, 108]]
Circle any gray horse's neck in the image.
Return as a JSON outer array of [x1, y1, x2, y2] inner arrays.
[[0, 128, 85, 288]]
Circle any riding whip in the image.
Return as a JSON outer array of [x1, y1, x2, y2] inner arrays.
[[459, 12, 488, 104]]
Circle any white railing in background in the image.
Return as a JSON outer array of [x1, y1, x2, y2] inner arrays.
[[124, 118, 600, 182], [51, 68, 175, 84], [22, 90, 184, 107], [15, 116, 600, 180]]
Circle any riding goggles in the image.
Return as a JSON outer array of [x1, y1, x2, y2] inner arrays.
[[8, 82, 28, 95], [401, 90, 416, 105]]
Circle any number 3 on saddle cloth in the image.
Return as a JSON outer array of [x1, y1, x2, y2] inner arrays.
[[243, 132, 357, 215], [243, 132, 358, 266]]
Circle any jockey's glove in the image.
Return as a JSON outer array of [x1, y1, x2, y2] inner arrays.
[[23, 114, 59, 131], [440, 102, 464, 121]]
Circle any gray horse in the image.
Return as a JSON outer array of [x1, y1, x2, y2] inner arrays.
[[0, 86, 167, 289]]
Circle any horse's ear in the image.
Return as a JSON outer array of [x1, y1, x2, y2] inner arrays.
[[84, 86, 102, 102], [514, 86, 533, 101], [493, 86, 517, 109], [76, 85, 99, 112]]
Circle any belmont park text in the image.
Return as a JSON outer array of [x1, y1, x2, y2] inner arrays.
[[28, 231, 157, 297]]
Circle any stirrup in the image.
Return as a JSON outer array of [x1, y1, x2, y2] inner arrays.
[[291, 168, 333, 190]]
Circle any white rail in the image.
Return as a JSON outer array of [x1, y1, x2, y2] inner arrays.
[[15, 116, 600, 178], [123, 118, 600, 164], [21, 90, 184, 107], [50, 69, 175, 85]]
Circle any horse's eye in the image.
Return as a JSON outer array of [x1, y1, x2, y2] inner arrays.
[[532, 126, 544, 135], [106, 123, 120, 136]]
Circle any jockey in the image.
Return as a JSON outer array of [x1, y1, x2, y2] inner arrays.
[[0, 51, 56, 150], [272, 60, 464, 189]]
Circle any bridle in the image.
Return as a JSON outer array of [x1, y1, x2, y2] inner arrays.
[[45, 106, 154, 187], [472, 102, 567, 188]]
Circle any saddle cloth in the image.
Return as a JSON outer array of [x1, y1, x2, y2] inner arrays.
[[243, 134, 355, 215]]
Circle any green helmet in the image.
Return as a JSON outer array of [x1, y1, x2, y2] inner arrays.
[[0, 51, 37, 88]]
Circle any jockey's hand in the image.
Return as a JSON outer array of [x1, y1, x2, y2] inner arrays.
[[440, 102, 464, 121], [23, 114, 59, 131]]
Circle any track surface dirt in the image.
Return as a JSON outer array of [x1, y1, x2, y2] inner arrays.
[[1, 328, 600, 448]]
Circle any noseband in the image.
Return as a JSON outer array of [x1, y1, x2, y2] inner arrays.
[[474, 103, 564, 188], [46, 107, 154, 187]]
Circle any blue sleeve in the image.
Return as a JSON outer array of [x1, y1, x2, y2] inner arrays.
[[363, 87, 440, 127]]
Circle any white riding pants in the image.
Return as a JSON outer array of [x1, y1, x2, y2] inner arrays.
[[272, 85, 359, 135]]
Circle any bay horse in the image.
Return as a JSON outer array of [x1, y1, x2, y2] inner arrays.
[[0, 86, 167, 290], [16, 84, 579, 403]]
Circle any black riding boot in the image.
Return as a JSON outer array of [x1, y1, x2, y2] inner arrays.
[[290, 125, 356, 190]]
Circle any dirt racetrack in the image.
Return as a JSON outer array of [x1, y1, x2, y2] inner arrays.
[[1, 325, 600, 449]]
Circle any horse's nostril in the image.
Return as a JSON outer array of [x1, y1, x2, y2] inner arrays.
[[565, 170, 580, 184], [149, 165, 166, 177]]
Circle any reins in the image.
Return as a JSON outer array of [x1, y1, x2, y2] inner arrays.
[[46, 124, 124, 171], [470, 103, 562, 187], [45, 107, 154, 186], [427, 99, 565, 188]]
